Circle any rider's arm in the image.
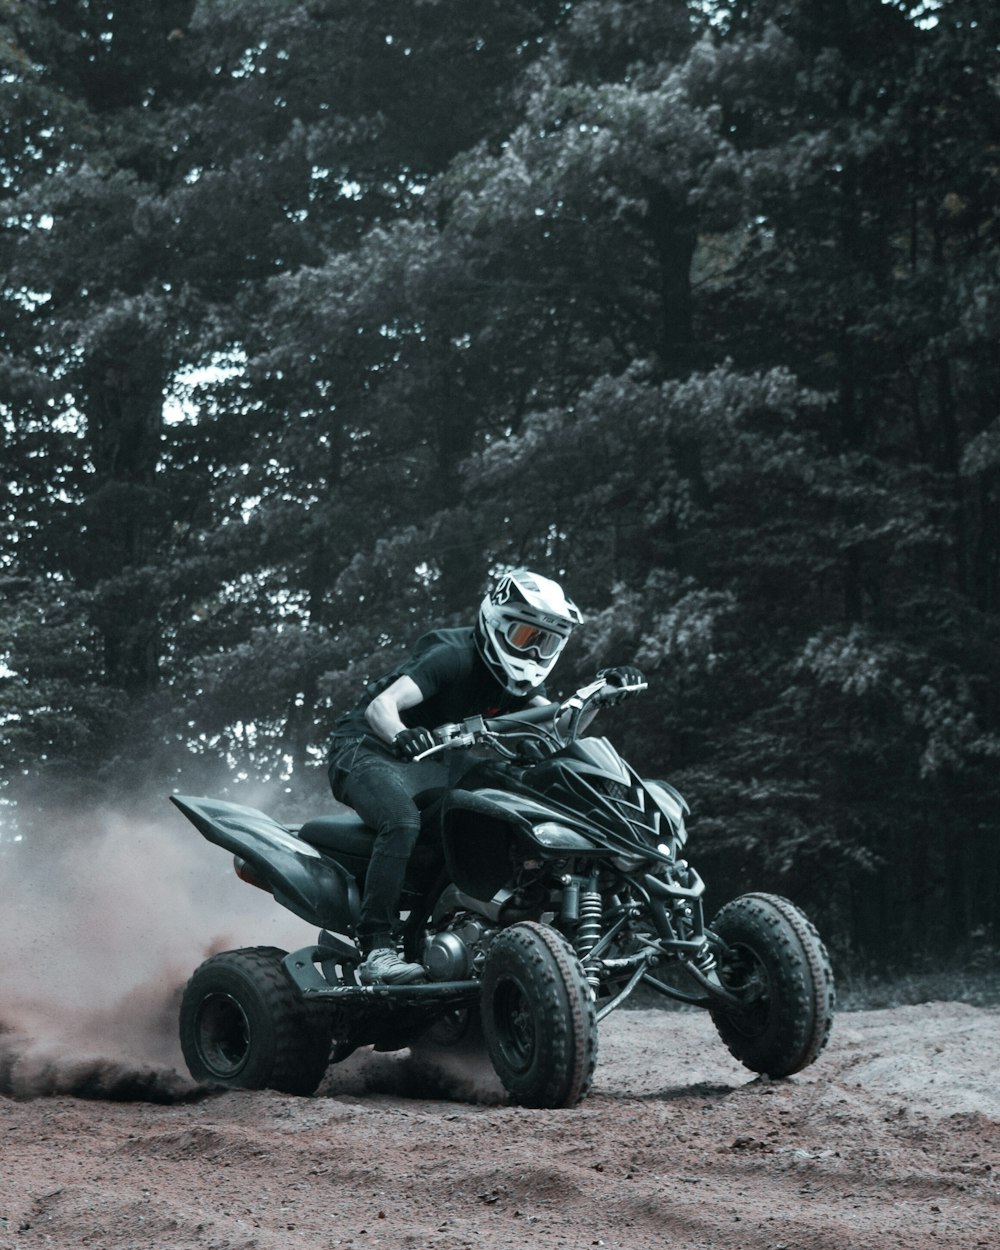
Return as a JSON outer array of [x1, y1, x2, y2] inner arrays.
[[365, 676, 424, 745]]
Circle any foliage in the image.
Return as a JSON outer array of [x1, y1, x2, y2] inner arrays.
[[1, 0, 997, 964]]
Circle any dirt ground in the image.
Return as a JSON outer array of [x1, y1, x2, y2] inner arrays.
[[1, 999, 998, 1250], [1, 817, 997, 1248]]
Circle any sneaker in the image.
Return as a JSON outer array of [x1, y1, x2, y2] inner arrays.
[[358, 947, 427, 986]]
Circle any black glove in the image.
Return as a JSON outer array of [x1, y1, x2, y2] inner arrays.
[[598, 666, 645, 690], [393, 726, 435, 760]]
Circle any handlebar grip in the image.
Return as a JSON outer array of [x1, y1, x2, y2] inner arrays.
[[483, 702, 560, 732]]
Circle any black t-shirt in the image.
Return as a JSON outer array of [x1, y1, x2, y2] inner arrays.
[[331, 627, 544, 744]]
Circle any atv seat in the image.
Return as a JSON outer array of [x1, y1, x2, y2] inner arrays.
[[297, 813, 374, 856], [297, 788, 446, 857]]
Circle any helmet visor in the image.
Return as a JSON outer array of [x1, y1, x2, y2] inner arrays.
[[502, 620, 565, 659]]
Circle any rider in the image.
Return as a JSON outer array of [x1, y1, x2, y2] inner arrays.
[[327, 568, 640, 986]]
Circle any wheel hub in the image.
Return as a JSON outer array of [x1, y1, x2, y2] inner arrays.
[[492, 976, 537, 1074], [197, 991, 252, 1077]]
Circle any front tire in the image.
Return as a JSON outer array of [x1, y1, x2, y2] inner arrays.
[[179, 946, 332, 1095], [708, 892, 834, 1078], [480, 922, 597, 1108]]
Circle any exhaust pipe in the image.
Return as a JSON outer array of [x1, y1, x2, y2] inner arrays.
[[233, 855, 272, 893]]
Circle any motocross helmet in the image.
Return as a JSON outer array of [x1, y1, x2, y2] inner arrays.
[[476, 568, 583, 695]]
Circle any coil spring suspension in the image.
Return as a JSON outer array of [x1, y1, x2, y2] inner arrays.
[[693, 941, 717, 977], [575, 884, 603, 989]]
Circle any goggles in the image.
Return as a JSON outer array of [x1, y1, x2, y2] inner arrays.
[[502, 619, 565, 659]]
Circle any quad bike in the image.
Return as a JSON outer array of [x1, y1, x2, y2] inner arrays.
[[172, 676, 834, 1108]]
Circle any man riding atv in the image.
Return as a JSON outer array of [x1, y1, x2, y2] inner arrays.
[[326, 568, 640, 986]]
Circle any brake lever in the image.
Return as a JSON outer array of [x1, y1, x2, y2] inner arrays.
[[412, 719, 482, 762], [559, 678, 606, 718], [410, 741, 454, 762]]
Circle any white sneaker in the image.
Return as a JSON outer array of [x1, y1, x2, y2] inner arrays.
[[358, 947, 427, 986]]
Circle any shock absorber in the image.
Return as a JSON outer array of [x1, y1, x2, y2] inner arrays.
[[575, 877, 603, 989], [680, 897, 717, 978], [693, 941, 717, 977]]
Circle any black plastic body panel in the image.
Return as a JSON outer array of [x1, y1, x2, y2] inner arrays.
[[170, 794, 360, 931]]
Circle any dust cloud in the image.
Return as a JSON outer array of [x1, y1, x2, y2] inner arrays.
[[318, 1030, 507, 1106], [0, 796, 512, 1108], [0, 795, 315, 1101]]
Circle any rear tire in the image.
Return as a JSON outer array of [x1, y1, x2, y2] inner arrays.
[[480, 922, 597, 1108], [179, 946, 332, 1095], [708, 893, 834, 1078]]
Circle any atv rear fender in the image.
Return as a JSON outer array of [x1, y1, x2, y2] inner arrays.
[[170, 794, 359, 931]]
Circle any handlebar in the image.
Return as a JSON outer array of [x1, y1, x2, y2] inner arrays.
[[411, 675, 647, 761]]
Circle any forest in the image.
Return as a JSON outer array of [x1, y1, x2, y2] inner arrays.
[[1, 0, 997, 974]]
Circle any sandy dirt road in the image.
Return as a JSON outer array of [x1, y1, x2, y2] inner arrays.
[[2, 816, 996, 1248], [1, 1000, 997, 1250]]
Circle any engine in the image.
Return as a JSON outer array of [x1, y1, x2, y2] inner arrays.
[[423, 914, 494, 981]]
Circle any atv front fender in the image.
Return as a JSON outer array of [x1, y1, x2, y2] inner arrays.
[[441, 788, 599, 900]]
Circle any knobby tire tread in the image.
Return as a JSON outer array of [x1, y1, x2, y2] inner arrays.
[[180, 946, 332, 1096], [709, 893, 835, 1078], [481, 921, 597, 1109]]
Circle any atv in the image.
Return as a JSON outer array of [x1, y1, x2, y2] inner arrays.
[[172, 676, 834, 1107]]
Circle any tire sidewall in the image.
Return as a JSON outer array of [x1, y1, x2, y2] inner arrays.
[[179, 946, 332, 1094], [709, 893, 833, 1078], [479, 921, 596, 1108], [180, 954, 281, 1088]]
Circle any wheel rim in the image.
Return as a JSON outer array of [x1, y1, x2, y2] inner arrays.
[[196, 991, 252, 1077], [491, 975, 536, 1074], [718, 943, 772, 1038]]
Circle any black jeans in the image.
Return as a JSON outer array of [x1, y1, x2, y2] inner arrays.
[[328, 739, 450, 952]]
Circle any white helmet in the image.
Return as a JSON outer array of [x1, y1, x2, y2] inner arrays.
[[476, 568, 583, 695]]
